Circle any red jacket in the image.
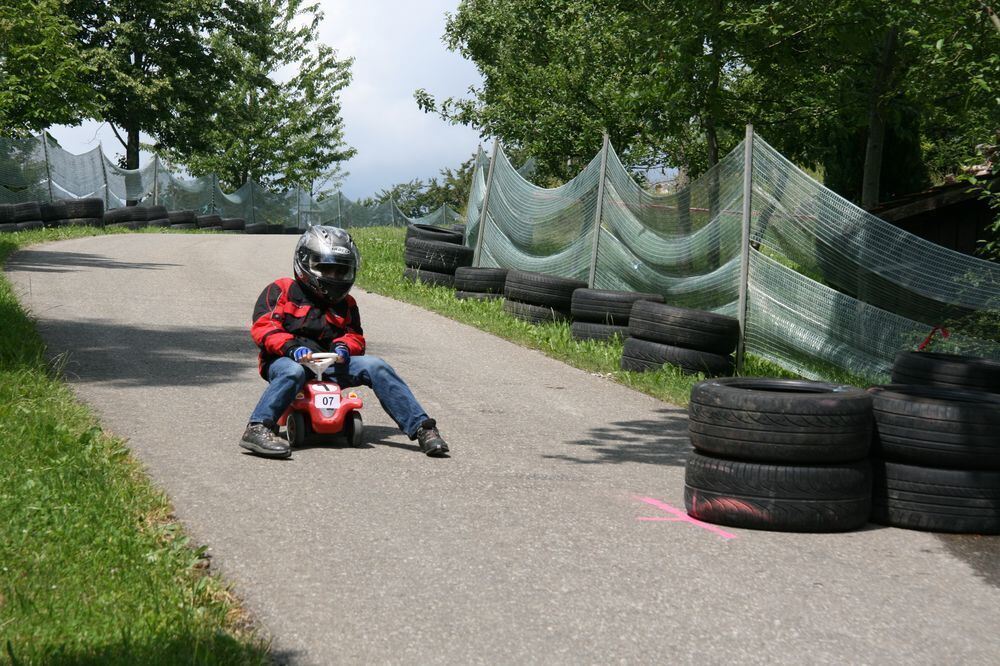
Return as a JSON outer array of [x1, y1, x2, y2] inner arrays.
[[251, 277, 366, 378]]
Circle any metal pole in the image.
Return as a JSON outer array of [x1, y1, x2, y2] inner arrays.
[[41, 131, 54, 202], [736, 124, 755, 375], [337, 191, 343, 227], [473, 139, 499, 267], [587, 133, 610, 288], [152, 156, 159, 206], [98, 142, 110, 208], [390, 196, 396, 226], [248, 178, 256, 224], [296, 185, 302, 229], [211, 173, 218, 214]]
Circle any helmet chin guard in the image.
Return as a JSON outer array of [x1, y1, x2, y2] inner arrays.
[[293, 226, 360, 303]]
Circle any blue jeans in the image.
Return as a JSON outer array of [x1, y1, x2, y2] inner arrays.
[[249, 355, 431, 439]]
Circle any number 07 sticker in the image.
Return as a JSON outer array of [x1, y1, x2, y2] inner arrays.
[[314, 393, 341, 409]]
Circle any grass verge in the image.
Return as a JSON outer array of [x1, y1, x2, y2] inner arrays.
[[0, 225, 268, 664]]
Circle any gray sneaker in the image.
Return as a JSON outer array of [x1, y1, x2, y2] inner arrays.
[[240, 422, 291, 459], [415, 419, 449, 457]]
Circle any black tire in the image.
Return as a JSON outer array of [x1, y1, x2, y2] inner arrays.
[[244, 222, 269, 234], [168, 210, 197, 224], [504, 270, 587, 311], [63, 198, 103, 219], [286, 412, 312, 448], [455, 290, 501, 301], [201, 226, 223, 232], [104, 206, 145, 224], [11, 202, 42, 223], [621, 337, 733, 376], [221, 217, 246, 231], [62, 217, 103, 227], [571, 288, 664, 325], [145, 205, 168, 221], [196, 214, 222, 228], [503, 299, 569, 324], [570, 321, 629, 342], [147, 219, 172, 228], [15, 221, 43, 231], [685, 452, 872, 533], [405, 223, 463, 245], [870, 385, 1000, 469], [283, 225, 301, 234], [0, 205, 14, 224], [628, 301, 740, 355], [450, 223, 466, 234], [40, 201, 69, 224], [689, 377, 873, 464], [402, 267, 455, 288], [891, 351, 1000, 393], [0, 223, 16, 233], [871, 460, 1000, 534], [454, 267, 508, 294], [404, 237, 473, 274], [170, 223, 197, 230], [345, 412, 364, 447]]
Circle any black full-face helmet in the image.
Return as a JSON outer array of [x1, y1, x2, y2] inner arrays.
[[292, 225, 360, 303]]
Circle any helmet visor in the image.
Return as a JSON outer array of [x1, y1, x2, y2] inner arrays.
[[310, 257, 355, 282]]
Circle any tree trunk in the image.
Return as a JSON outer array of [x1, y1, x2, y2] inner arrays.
[[127, 126, 141, 170], [861, 28, 898, 209], [703, 0, 724, 169]]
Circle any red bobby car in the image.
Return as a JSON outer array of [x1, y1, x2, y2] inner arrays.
[[278, 352, 364, 447]]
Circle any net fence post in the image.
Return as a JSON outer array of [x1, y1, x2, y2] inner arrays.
[[337, 191, 343, 227], [248, 178, 256, 224], [473, 139, 499, 267], [297, 185, 302, 229], [587, 132, 610, 288], [152, 156, 159, 206], [41, 132, 54, 202], [736, 123, 754, 375], [211, 173, 218, 213], [98, 143, 110, 208], [390, 196, 396, 226]]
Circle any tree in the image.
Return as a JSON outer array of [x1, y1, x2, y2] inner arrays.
[[419, 0, 998, 206], [360, 154, 479, 218], [66, 0, 240, 169], [0, 0, 99, 135], [171, 0, 355, 194]]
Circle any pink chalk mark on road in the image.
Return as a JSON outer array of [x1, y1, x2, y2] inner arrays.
[[635, 496, 738, 540]]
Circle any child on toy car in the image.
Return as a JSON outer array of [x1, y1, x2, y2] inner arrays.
[[240, 225, 449, 460]]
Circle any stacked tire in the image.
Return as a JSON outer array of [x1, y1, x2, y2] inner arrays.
[[104, 205, 147, 230], [503, 270, 587, 324], [685, 378, 874, 532], [0, 202, 44, 232], [168, 210, 197, 229], [146, 205, 171, 227], [570, 288, 663, 341], [621, 301, 739, 376], [869, 351, 1000, 534], [454, 267, 508, 300], [222, 217, 246, 232], [196, 214, 223, 232], [403, 224, 471, 287]]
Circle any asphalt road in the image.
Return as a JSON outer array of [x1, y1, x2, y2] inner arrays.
[[7, 234, 1000, 665]]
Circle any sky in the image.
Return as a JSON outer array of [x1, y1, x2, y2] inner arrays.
[[46, 1, 484, 201]]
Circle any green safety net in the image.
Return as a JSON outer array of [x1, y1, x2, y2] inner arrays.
[[0, 133, 454, 230], [467, 133, 1000, 382]]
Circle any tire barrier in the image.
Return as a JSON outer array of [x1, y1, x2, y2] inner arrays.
[[622, 301, 738, 376], [244, 222, 269, 234], [570, 288, 663, 342], [402, 236, 473, 286], [891, 351, 1000, 393], [501, 270, 586, 324], [867, 381, 1000, 533], [454, 267, 508, 296], [221, 218, 246, 232], [684, 377, 874, 533], [104, 206, 147, 227], [402, 266, 456, 288], [40, 201, 68, 227], [168, 210, 197, 225], [146, 205, 169, 226], [196, 214, 222, 229], [405, 223, 463, 245]]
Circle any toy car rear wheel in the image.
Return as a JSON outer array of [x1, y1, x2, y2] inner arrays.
[[345, 412, 364, 447], [286, 412, 312, 447]]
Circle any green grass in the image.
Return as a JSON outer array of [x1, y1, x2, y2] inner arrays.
[[350, 227, 871, 407], [0, 225, 268, 665]]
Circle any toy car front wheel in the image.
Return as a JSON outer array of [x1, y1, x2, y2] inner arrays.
[[345, 412, 363, 447], [286, 412, 312, 447]]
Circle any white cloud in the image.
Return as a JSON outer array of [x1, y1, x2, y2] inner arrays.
[[46, 1, 483, 200]]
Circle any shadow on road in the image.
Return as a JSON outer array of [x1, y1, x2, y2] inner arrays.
[[937, 534, 1000, 590], [38, 318, 254, 388], [9, 248, 180, 273], [543, 408, 691, 467], [288, 424, 415, 452]]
